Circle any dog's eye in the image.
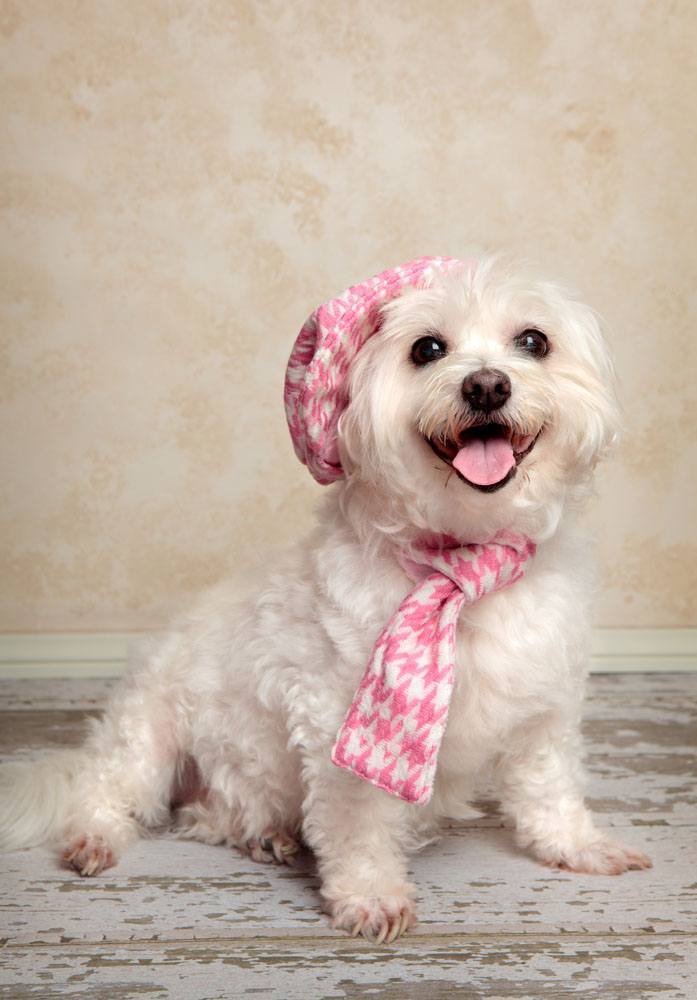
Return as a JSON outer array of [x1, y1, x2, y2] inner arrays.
[[411, 335, 448, 367], [514, 329, 549, 358]]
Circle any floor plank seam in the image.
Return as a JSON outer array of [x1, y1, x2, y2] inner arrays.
[[3, 928, 696, 951]]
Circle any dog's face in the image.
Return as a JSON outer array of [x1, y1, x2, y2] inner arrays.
[[339, 257, 619, 539]]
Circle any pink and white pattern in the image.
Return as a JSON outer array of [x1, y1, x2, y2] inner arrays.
[[284, 256, 463, 484], [331, 535, 536, 805]]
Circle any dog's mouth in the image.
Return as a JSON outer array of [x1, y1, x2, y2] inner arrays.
[[426, 423, 541, 492]]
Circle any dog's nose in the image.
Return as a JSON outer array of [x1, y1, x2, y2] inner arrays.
[[462, 368, 511, 412]]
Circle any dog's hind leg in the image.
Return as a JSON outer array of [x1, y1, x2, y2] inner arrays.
[[172, 789, 303, 867], [59, 682, 182, 876], [171, 700, 305, 868]]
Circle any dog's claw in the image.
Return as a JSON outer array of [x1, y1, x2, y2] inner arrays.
[[274, 839, 299, 865], [385, 919, 401, 944], [245, 830, 301, 867], [61, 834, 115, 877], [330, 891, 415, 942]]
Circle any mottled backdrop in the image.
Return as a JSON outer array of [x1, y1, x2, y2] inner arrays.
[[1, 0, 695, 631]]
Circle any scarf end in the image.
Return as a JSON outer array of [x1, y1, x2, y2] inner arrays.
[[330, 742, 433, 806]]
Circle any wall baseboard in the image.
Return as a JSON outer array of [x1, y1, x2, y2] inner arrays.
[[0, 629, 695, 679]]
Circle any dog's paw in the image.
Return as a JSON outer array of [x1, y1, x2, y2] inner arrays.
[[544, 838, 652, 876], [245, 830, 301, 866], [329, 890, 416, 943], [62, 834, 116, 877]]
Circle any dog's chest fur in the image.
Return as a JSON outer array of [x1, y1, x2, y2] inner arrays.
[[267, 494, 591, 784]]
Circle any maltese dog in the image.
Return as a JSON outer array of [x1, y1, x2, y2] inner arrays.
[[0, 255, 651, 943]]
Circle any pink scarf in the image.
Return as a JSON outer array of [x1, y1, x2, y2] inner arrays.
[[331, 534, 535, 805]]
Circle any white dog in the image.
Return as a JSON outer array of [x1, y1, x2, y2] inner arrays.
[[0, 255, 651, 943]]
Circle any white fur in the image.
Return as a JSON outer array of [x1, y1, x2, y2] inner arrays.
[[0, 255, 651, 941]]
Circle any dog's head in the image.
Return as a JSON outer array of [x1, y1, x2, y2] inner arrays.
[[286, 256, 619, 541]]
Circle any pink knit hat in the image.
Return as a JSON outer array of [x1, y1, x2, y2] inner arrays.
[[284, 256, 465, 484]]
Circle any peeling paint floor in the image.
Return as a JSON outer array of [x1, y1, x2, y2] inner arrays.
[[0, 674, 695, 999]]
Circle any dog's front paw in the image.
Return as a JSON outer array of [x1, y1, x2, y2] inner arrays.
[[329, 888, 416, 943], [543, 838, 652, 876], [61, 833, 116, 877]]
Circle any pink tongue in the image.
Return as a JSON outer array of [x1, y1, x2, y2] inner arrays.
[[452, 437, 515, 486]]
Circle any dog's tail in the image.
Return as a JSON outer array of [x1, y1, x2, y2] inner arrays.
[[0, 750, 86, 850]]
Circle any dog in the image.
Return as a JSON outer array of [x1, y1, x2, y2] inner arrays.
[[0, 254, 652, 943]]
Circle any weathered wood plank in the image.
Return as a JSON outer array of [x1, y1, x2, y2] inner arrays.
[[0, 673, 695, 1000], [0, 710, 98, 756], [1, 824, 692, 946], [0, 678, 118, 712], [1, 934, 695, 999], [1, 674, 695, 948]]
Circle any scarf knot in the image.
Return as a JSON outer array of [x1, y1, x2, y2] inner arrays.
[[331, 533, 535, 804]]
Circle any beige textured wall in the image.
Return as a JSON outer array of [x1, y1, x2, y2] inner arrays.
[[1, 0, 695, 632]]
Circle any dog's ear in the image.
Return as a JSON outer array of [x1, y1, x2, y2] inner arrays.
[[284, 257, 463, 485], [553, 299, 621, 469]]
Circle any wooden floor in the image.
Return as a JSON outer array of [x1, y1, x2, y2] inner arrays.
[[0, 674, 695, 999]]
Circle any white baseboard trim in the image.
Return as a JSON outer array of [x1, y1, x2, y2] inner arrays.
[[0, 632, 143, 679], [0, 629, 695, 679]]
